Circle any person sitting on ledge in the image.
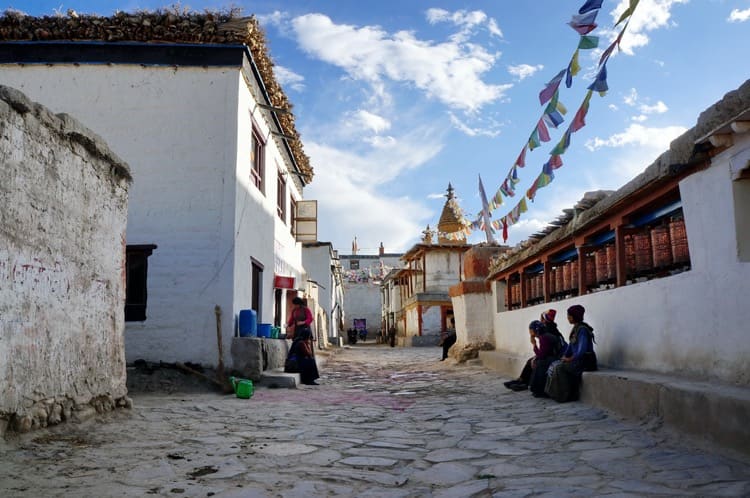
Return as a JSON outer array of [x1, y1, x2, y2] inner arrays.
[[544, 304, 597, 402], [439, 317, 457, 361], [504, 317, 562, 393]]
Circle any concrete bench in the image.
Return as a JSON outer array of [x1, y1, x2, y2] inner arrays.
[[580, 369, 750, 457], [478, 351, 750, 457], [477, 350, 528, 379]]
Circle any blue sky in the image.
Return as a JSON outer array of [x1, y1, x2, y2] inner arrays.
[[10, 1, 750, 254]]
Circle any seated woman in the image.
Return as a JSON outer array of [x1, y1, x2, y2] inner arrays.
[[285, 297, 320, 385], [504, 318, 562, 393], [439, 317, 457, 361], [545, 304, 597, 402]]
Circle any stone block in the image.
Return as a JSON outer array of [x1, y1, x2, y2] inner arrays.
[[580, 370, 660, 419], [257, 369, 298, 389], [580, 369, 750, 457], [478, 350, 528, 379], [231, 337, 263, 381]]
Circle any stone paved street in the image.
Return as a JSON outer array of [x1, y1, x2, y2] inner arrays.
[[2, 345, 750, 497]]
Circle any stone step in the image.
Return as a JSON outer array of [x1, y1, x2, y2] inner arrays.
[[256, 369, 299, 389], [580, 369, 750, 457]]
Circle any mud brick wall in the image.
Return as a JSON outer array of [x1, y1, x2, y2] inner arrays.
[[0, 85, 132, 434]]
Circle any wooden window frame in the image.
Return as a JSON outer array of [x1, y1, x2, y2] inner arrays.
[[250, 125, 265, 194], [277, 170, 287, 222]]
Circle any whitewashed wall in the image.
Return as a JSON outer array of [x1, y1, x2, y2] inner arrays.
[[302, 244, 338, 339], [452, 292, 495, 346], [491, 136, 750, 386], [0, 86, 130, 430], [1, 62, 299, 368], [235, 72, 304, 334], [421, 306, 443, 336], [425, 251, 462, 291], [342, 255, 400, 334]]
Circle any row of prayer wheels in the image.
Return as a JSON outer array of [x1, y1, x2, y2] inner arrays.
[[507, 218, 689, 307]]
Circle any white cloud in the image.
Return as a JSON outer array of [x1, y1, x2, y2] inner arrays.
[[273, 65, 305, 92], [427, 192, 447, 200], [729, 8, 750, 22], [608, 0, 689, 55], [639, 101, 668, 114], [585, 123, 686, 152], [290, 13, 511, 112], [257, 10, 294, 36], [426, 8, 503, 40], [608, 103, 619, 111], [304, 140, 439, 252], [449, 112, 502, 137], [507, 63, 544, 81], [623, 87, 638, 106], [353, 109, 391, 133], [621, 88, 668, 119]]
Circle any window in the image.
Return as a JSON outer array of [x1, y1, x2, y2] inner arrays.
[[290, 197, 297, 236], [251, 259, 263, 322], [350, 260, 360, 270], [125, 244, 157, 322], [277, 170, 287, 221], [250, 126, 265, 193]]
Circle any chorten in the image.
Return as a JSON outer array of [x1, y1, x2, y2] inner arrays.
[[437, 184, 468, 245]]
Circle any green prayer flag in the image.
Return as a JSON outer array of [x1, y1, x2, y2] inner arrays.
[[578, 35, 599, 50]]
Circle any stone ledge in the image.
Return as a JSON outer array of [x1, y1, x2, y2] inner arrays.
[[477, 350, 528, 379], [257, 369, 299, 389], [580, 369, 750, 457]]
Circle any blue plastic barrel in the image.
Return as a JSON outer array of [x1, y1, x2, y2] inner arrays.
[[239, 309, 257, 337], [257, 323, 272, 338]]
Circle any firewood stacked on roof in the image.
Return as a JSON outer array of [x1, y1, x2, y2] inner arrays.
[[0, 9, 313, 182]]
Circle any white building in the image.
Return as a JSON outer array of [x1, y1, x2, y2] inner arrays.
[[0, 14, 315, 368], [302, 242, 345, 344], [384, 185, 472, 346], [486, 79, 750, 387], [340, 243, 403, 339]]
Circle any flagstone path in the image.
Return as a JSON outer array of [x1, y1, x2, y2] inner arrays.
[[1, 345, 750, 497]]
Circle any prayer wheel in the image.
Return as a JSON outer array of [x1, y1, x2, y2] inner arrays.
[[555, 265, 564, 294], [594, 248, 609, 283], [549, 268, 556, 295], [651, 224, 672, 268], [606, 245, 617, 280], [669, 218, 690, 264], [584, 254, 596, 287], [633, 231, 653, 273], [625, 234, 636, 276], [562, 262, 572, 291], [570, 259, 579, 292]]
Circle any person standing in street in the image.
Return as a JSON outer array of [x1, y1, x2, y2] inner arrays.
[[286, 297, 320, 385]]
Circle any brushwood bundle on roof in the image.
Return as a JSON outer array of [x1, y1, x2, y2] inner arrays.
[[0, 9, 313, 182]]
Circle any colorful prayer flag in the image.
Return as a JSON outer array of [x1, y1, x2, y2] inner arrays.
[[566, 49, 581, 88], [539, 69, 566, 105], [515, 146, 527, 168], [537, 119, 551, 142], [616, 0, 640, 26], [528, 128, 541, 150], [578, 35, 599, 50], [571, 90, 593, 132], [588, 63, 608, 94], [548, 155, 564, 170], [579, 0, 604, 14], [478, 174, 495, 243]]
